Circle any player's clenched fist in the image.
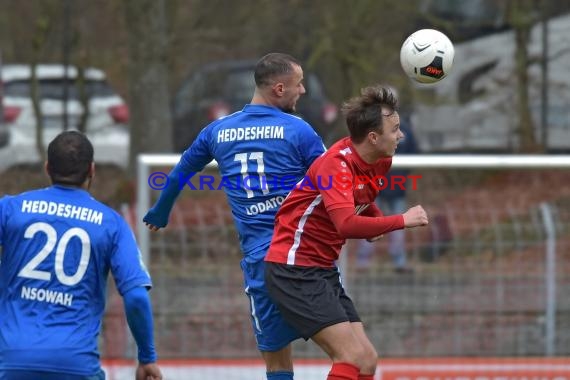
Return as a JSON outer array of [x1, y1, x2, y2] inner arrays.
[[136, 363, 163, 380], [402, 205, 428, 228]]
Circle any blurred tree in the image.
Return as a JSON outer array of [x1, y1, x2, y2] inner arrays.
[[61, 0, 72, 131], [506, 0, 540, 152], [123, 0, 172, 175], [298, 1, 421, 140], [3, 0, 565, 156], [70, 2, 100, 135], [30, 2, 58, 162]]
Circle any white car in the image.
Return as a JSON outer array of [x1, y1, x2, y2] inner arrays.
[[0, 64, 130, 169]]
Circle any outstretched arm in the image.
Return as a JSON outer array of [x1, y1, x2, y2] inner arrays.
[[144, 127, 214, 230], [143, 162, 195, 230], [358, 202, 385, 241], [329, 204, 428, 240], [329, 206, 404, 239]]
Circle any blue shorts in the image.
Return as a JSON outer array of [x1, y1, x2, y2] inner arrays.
[[241, 259, 301, 351], [0, 369, 105, 380]]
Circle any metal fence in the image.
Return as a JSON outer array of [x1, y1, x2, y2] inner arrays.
[[113, 159, 570, 363]]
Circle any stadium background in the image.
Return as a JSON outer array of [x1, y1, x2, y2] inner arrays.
[[92, 160, 570, 379], [1, 0, 570, 379]]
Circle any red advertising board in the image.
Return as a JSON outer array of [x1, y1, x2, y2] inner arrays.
[[377, 358, 570, 380], [102, 357, 570, 380]]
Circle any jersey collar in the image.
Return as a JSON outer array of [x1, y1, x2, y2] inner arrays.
[[242, 104, 281, 114], [344, 137, 389, 170]]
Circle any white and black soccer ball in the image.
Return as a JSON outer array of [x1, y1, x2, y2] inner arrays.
[[400, 29, 455, 84]]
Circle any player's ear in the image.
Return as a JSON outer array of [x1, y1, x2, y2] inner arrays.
[[44, 161, 50, 177], [272, 82, 284, 97], [85, 162, 95, 190], [88, 162, 95, 180], [368, 130, 379, 145]]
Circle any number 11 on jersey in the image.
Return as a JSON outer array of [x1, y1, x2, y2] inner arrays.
[[234, 152, 270, 198]]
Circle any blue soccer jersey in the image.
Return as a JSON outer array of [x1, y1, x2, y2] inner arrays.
[[143, 104, 325, 351], [171, 104, 325, 262], [0, 185, 152, 375]]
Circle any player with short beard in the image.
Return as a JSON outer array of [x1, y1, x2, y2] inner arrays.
[[144, 53, 326, 380]]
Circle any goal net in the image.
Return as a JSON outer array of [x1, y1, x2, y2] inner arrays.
[[103, 154, 570, 380]]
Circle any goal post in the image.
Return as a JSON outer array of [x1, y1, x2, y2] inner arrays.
[[134, 153, 570, 372], [137, 153, 570, 265], [136, 154, 218, 266]]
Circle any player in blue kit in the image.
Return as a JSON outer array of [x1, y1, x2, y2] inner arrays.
[[144, 53, 325, 380], [0, 131, 162, 380]]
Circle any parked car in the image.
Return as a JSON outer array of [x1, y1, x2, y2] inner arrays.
[[413, 0, 509, 43], [0, 64, 130, 169], [172, 60, 339, 152]]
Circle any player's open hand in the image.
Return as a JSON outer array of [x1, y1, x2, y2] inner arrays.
[[402, 205, 428, 228], [136, 362, 163, 380]]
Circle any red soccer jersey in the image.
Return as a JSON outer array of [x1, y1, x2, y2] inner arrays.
[[266, 137, 405, 267]]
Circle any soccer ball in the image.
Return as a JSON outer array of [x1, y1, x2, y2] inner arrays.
[[400, 29, 455, 84]]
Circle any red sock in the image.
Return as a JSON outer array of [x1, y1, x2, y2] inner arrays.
[[327, 362, 359, 380], [358, 375, 374, 380]]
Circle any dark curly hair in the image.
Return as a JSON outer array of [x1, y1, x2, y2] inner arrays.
[[341, 85, 399, 144]]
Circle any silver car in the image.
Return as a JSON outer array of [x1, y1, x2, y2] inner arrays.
[[0, 64, 130, 169]]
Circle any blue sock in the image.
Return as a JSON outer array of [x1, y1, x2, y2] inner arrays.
[[267, 370, 294, 380]]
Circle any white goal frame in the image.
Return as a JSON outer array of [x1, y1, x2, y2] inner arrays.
[[136, 153, 570, 355], [137, 153, 570, 264]]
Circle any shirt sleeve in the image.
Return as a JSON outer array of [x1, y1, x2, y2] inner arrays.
[[143, 125, 215, 228], [297, 123, 326, 168], [314, 153, 357, 212], [123, 286, 157, 364], [178, 125, 216, 172], [111, 216, 152, 295], [329, 206, 405, 239], [359, 201, 383, 217]]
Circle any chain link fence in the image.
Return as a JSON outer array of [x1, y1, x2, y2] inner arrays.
[[102, 167, 570, 363]]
